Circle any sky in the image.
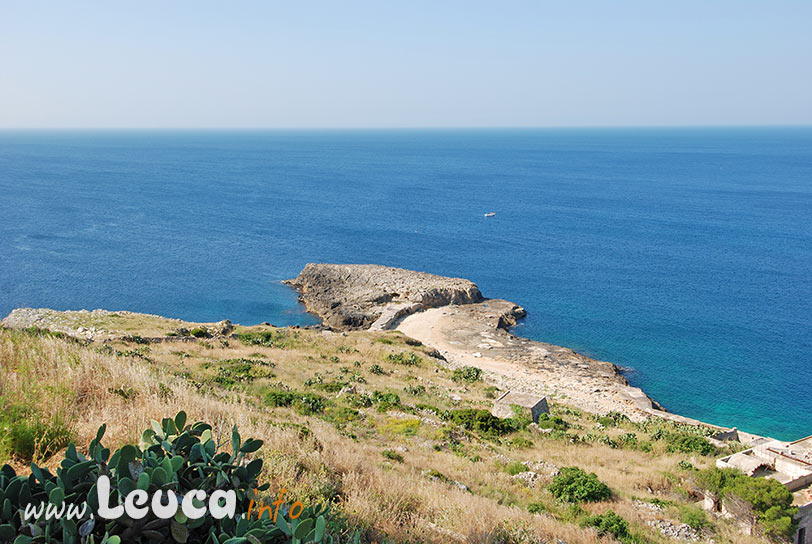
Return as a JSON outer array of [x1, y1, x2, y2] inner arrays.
[[1, 1, 811, 128]]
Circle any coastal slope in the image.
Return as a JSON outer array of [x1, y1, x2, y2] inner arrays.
[[287, 263, 662, 419]]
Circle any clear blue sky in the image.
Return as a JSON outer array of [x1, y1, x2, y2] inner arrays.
[[1, 1, 811, 128]]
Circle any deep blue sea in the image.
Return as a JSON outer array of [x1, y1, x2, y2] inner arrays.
[[1, 128, 810, 440]]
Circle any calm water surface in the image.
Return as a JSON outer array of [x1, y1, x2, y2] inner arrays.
[[1, 128, 810, 439]]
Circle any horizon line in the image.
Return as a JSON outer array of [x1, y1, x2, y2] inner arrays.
[[1, 124, 811, 131]]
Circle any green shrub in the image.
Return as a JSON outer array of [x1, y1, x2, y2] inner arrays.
[[678, 460, 695, 471], [665, 432, 716, 456], [404, 384, 426, 396], [504, 460, 526, 475], [190, 327, 209, 338], [535, 412, 568, 431], [263, 389, 327, 415], [382, 449, 404, 463], [596, 411, 630, 427], [386, 352, 421, 366], [344, 393, 374, 408], [264, 388, 296, 407], [322, 406, 360, 426], [581, 510, 630, 541], [484, 386, 500, 398], [236, 329, 295, 349], [214, 359, 275, 388], [509, 437, 534, 449], [371, 391, 402, 412], [527, 502, 546, 514], [549, 467, 612, 503], [678, 504, 710, 529], [0, 407, 73, 463], [443, 409, 517, 436], [293, 393, 327, 415], [368, 364, 386, 375], [451, 366, 482, 383], [697, 467, 797, 540], [314, 380, 348, 393]]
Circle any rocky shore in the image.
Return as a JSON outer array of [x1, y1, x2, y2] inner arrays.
[[283, 263, 485, 330], [283, 264, 758, 433], [1, 263, 743, 429], [285, 264, 672, 420]]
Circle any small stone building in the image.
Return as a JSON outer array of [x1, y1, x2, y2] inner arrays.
[[491, 391, 549, 423]]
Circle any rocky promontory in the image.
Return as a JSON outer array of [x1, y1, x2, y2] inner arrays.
[[284, 263, 488, 330], [284, 263, 679, 419]]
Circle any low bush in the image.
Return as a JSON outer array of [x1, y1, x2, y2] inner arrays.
[[214, 359, 275, 388], [527, 502, 546, 514], [403, 384, 426, 396], [381, 418, 420, 436], [236, 329, 295, 349], [548, 467, 612, 503], [509, 437, 534, 449], [263, 389, 327, 415], [581, 510, 631, 542], [382, 449, 404, 463], [0, 406, 73, 463], [664, 432, 717, 456], [371, 391, 402, 412], [451, 366, 483, 383], [678, 504, 710, 529], [503, 460, 526, 475], [386, 352, 421, 366], [443, 409, 517, 436], [535, 412, 568, 431]]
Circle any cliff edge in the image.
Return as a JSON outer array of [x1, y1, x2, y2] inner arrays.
[[284, 263, 486, 330]]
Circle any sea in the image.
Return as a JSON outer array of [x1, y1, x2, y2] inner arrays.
[[1, 128, 810, 440]]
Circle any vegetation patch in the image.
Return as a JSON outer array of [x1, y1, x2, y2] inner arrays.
[[381, 449, 404, 463], [386, 352, 422, 366], [549, 467, 612, 503], [263, 389, 328, 415], [0, 405, 73, 463], [581, 510, 635, 543], [697, 467, 798, 540], [371, 391, 403, 412], [451, 365, 483, 383], [236, 329, 297, 349], [381, 418, 420, 436], [443, 409, 519, 436], [663, 432, 717, 456]]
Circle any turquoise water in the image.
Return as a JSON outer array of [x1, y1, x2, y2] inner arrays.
[[1, 128, 810, 440]]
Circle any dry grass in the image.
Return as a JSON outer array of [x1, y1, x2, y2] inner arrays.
[[0, 324, 775, 544]]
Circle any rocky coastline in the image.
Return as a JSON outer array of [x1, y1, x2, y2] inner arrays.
[[1, 263, 751, 434], [284, 264, 765, 438], [285, 263, 669, 419]]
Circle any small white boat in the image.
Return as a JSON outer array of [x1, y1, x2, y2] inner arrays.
[[484, 212, 496, 217]]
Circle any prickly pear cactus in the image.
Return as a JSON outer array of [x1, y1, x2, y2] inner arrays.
[[0, 412, 358, 544]]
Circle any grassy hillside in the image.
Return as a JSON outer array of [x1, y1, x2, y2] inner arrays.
[[0, 318, 774, 544]]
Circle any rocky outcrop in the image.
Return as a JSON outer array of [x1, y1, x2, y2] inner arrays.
[[284, 264, 484, 330]]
